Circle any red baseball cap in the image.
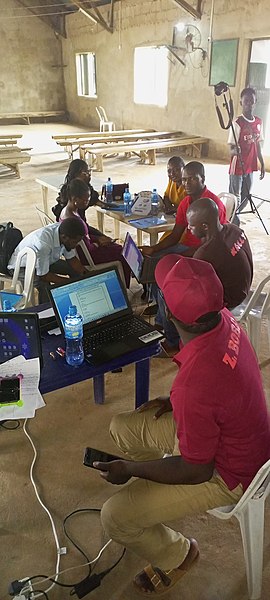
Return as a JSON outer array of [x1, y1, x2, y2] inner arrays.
[[155, 255, 224, 324]]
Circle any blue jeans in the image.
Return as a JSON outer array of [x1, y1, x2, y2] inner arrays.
[[229, 173, 253, 225], [151, 243, 189, 326]]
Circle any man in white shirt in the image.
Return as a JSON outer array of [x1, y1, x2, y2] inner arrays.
[[8, 218, 86, 303]]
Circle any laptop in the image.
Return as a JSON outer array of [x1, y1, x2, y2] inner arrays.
[[0, 312, 43, 368], [122, 232, 159, 284], [0, 291, 24, 310], [48, 266, 163, 365]]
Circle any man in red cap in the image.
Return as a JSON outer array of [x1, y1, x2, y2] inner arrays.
[[94, 257, 270, 596]]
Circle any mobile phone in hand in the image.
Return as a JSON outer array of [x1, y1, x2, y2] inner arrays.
[[83, 447, 121, 469]]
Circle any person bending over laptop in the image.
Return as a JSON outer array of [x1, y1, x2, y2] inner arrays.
[[158, 198, 253, 355], [94, 257, 270, 596], [59, 179, 131, 287], [8, 218, 87, 303]]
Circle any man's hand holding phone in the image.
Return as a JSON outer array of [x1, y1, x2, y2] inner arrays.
[[83, 447, 132, 485], [94, 459, 132, 485]]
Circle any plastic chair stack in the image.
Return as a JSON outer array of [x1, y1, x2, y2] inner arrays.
[[208, 459, 270, 599]]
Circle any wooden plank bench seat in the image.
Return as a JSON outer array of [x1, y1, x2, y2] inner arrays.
[[80, 135, 209, 171], [52, 128, 155, 141], [0, 134, 23, 140], [54, 131, 184, 159], [0, 148, 31, 177], [0, 111, 68, 125]]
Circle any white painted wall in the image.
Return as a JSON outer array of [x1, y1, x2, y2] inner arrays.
[[62, 0, 270, 166], [0, 0, 65, 113]]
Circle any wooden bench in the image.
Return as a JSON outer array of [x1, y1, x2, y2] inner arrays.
[[0, 111, 68, 125], [0, 134, 23, 140], [0, 148, 31, 177], [81, 135, 209, 171], [54, 131, 184, 159], [52, 128, 155, 141]]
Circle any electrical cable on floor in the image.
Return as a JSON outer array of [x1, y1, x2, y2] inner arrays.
[[19, 539, 126, 598], [22, 419, 62, 598], [14, 422, 125, 599]]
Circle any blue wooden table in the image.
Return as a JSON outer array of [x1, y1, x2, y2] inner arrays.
[[39, 331, 160, 408]]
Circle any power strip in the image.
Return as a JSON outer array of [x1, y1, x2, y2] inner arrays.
[[11, 577, 34, 599]]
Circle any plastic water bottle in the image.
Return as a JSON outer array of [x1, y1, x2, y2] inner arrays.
[[151, 188, 159, 216], [123, 186, 132, 216], [3, 299, 15, 312], [64, 305, 84, 366], [105, 177, 113, 203]]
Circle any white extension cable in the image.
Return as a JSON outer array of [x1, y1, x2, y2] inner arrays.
[[21, 419, 112, 599]]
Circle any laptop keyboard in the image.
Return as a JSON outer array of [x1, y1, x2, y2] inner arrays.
[[84, 318, 150, 353]]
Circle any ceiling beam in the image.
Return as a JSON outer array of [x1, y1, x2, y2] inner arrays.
[[172, 0, 202, 19], [73, 0, 114, 33], [15, 0, 68, 37]]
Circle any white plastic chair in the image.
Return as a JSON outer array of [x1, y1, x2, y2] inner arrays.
[[95, 106, 115, 132], [218, 192, 238, 222], [231, 275, 270, 357], [0, 247, 37, 308], [35, 206, 54, 227], [208, 459, 270, 599], [76, 240, 126, 286]]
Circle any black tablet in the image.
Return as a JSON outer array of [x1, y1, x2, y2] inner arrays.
[[0, 312, 43, 368]]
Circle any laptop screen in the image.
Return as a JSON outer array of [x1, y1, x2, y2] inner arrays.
[[49, 268, 129, 331], [122, 233, 143, 280], [0, 312, 42, 366]]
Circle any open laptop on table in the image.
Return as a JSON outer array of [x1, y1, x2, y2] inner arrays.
[[122, 232, 158, 284], [48, 265, 163, 365]]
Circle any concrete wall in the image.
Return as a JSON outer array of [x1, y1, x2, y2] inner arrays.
[[62, 0, 270, 165], [0, 0, 65, 113]]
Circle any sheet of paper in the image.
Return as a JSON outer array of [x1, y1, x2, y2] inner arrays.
[[0, 355, 45, 420], [48, 327, 61, 335], [38, 307, 55, 319]]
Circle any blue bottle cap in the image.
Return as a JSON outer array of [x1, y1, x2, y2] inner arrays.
[[68, 305, 77, 316], [3, 300, 11, 311]]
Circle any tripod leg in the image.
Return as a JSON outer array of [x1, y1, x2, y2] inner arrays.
[[249, 198, 269, 235]]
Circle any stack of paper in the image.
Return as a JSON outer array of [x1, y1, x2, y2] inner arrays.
[[0, 355, 45, 420]]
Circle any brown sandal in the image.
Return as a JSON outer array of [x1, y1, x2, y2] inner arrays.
[[133, 538, 199, 596]]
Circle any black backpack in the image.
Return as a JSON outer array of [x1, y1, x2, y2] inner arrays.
[[0, 222, 23, 274]]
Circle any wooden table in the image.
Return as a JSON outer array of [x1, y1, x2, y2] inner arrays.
[[95, 204, 175, 245], [35, 174, 175, 245], [35, 174, 64, 214]]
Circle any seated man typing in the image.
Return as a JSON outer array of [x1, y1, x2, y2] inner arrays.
[[94, 257, 270, 596], [8, 218, 86, 303]]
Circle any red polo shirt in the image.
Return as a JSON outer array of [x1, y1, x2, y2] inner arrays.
[[176, 187, 227, 247], [170, 309, 270, 491]]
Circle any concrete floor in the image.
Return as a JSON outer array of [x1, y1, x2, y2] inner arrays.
[[0, 123, 270, 600]]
